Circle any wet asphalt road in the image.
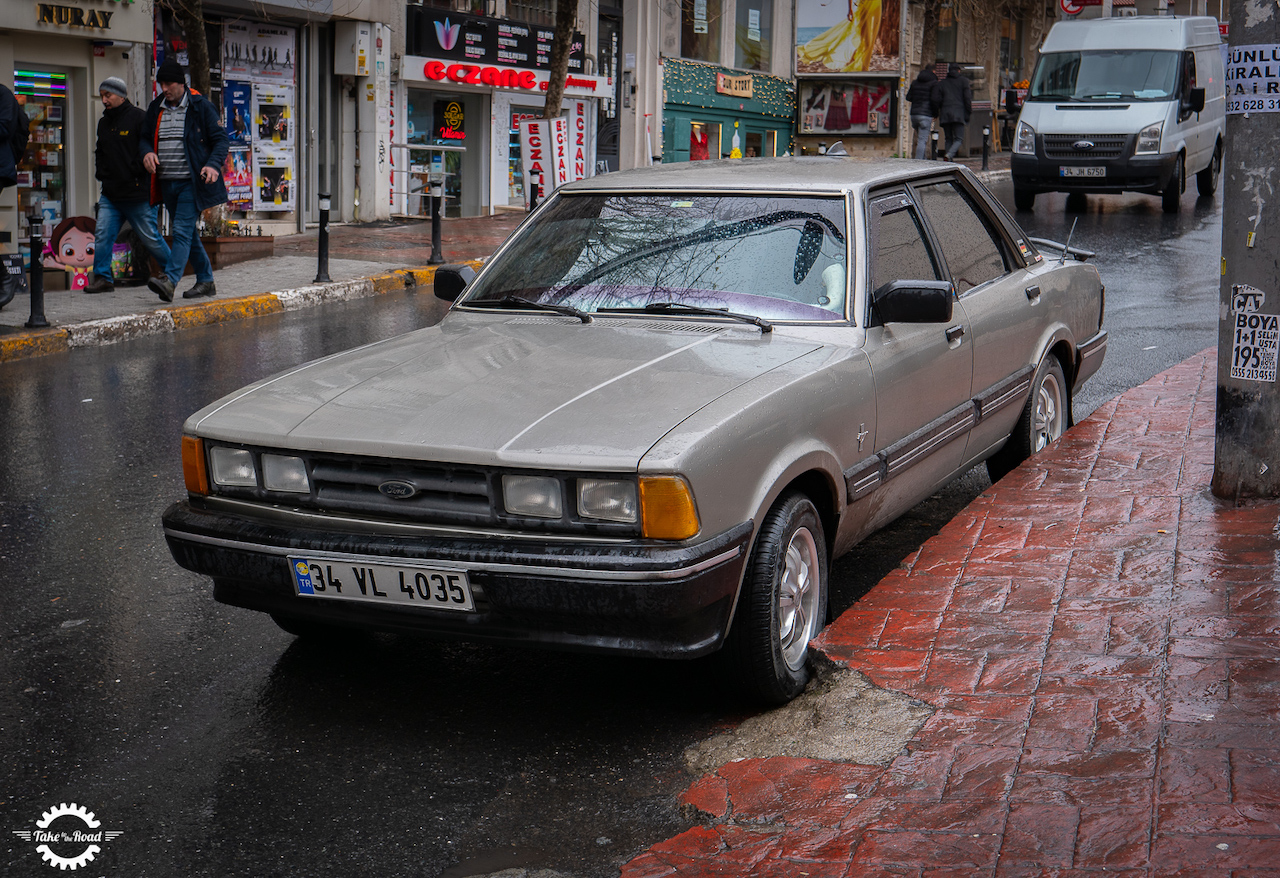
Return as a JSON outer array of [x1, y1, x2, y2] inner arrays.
[[0, 182, 1222, 877]]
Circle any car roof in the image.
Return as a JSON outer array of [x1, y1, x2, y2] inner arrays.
[[560, 156, 958, 196]]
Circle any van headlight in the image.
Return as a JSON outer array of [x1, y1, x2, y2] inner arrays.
[[1135, 122, 1163, 155], [1014, 120, 1036, 155]]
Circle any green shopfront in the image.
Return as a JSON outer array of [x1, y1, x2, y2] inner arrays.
[[661, 59, 794, 163]]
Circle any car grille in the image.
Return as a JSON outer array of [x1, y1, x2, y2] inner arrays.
[[1044, 134, 1128, 159], [309, 456, 494, 525]]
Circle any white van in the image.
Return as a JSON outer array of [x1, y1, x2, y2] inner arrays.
[[1011, 16, 1225, 213]]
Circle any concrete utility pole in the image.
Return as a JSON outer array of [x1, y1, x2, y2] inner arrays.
[[1213, 2, 1280, 499]]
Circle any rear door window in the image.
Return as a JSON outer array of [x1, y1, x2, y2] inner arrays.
[[912, 180, 1011, 294]]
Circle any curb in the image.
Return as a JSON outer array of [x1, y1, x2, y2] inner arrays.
[[0, 259, 482, 365]]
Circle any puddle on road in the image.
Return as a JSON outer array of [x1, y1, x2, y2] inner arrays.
[[683, 656, 935, 776]]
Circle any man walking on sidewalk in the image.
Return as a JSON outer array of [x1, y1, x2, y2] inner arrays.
[[931, 63, 972, 162], [141, 59, 228, 301], [84, 77, 172, 294]]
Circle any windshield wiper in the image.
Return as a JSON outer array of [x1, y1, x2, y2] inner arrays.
[[468, 295, 592, 323], [600, 302, 772, 333]]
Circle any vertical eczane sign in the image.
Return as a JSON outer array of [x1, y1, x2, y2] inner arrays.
[[519, 118, 550, 204], [570, 100, 589, 181], [551, 116, 571, 188]]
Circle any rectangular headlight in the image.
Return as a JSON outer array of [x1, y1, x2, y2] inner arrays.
[[262, 454, 311, 493], [577, 479, 638, 523], [209, 446, 257, 487], [1135, 122, 1163, 155], [502, 474, 563, 518]]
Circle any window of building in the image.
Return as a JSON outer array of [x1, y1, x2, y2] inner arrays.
[[734, 0, 772, 72], [507, 0, 557, 26], [935, 2, 957, 63], [682, 0, 722, 63]]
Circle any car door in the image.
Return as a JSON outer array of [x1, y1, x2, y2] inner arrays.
[[859, 189, 973, 532], [911, 175, 1040, 465]]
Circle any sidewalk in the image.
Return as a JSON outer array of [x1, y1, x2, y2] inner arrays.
[[625, 348, 1280, 876]]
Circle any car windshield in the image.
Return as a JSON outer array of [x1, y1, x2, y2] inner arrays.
[[1029, 50, 1181, 101], [461, 193, 850, 322]]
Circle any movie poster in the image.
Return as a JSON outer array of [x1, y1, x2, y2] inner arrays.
[[253, 147, 295, 212], [223, 22, 296, 84], [224, 81, 252, 146], [223, 148, 253, 210], [252, 84, 294, 148]]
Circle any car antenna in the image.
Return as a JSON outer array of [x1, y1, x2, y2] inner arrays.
[[1059, 218, 1079, 265]]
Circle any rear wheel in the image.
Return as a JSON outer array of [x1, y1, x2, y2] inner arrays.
[[987, 354, 1070, 482], [1162, 154, 1184, 214], [725, 492, 828, 705], [1196, 142, 1222, 197], [1013, 187, 1035, 211]]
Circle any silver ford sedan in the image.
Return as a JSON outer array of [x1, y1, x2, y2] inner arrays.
[[163, 158, 1106, 704]]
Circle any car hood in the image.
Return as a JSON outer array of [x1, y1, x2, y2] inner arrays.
[[190, 315, 825, 470]]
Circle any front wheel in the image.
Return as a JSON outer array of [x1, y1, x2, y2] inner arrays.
[[987, 354, 1070, 482], [1162, 154, 1184, 214], [724, 492, 828, 705], [1013, 187, 1035, 211], [1196, 142, 1222, 197]]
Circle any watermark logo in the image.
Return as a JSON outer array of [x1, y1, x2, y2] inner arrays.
[[11, 803, 123, 870]]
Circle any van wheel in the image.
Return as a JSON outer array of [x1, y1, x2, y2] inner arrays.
[[1013, 187, 1035, 211], [1065, 192, 1087, 213], [1162, 155, 1184, 214], [1196, 142, 1222, 197], [987, 354, 1069, 482]]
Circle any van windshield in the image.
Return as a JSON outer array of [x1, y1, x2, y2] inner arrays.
[[1029, 50, 1181, 101]]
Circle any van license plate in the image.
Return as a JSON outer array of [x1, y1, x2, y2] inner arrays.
[[1061, 166, 1105, 177]]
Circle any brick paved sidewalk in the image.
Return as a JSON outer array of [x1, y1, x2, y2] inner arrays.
[[625, 349, 1280, 877]]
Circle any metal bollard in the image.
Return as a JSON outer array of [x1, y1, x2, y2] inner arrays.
[[982, 126, 991, 171], [931, 130, 939, 161], [428, 178, 445, 265], [314, 192, 331, 283], [25, 206, 48, 329]]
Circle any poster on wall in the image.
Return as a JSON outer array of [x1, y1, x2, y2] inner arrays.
[[224, 81, 252, 145], [253, 84, 294, 148], [223, 148, 253, 210], [252, 147, 295, 212], [798, 79, 896, 136], [223, 21, 296, 84], [795, 0, 901, 75]]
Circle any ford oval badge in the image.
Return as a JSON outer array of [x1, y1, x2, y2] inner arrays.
[[379, 480, 418, 500], [1073, 140, 1095, 150]]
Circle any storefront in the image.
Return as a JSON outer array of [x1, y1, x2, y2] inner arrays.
[[661, 59, 795, 162], [0, 0, 154, 269], [400, 6, 609, 216]]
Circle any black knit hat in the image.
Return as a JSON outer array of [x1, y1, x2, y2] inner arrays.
[[156, 58, 186, 85]]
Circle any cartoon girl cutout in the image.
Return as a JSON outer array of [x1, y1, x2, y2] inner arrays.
[[43, 216, 96, 290]]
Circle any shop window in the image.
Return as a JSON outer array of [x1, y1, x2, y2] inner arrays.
[[734, 0, 772, 72], [681, 0, 722, 63], [689, 121, 720, 160], [935, 3, 957, 63], [12, 69, 67, 269]]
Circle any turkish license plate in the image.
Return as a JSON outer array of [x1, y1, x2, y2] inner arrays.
[[1061, 166, 1106, 177], [289, 555, 474, 611]]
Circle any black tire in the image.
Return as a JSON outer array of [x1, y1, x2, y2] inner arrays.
[[986, 354, 1070, 483], [1196, 142, 1222, 197], [1013, 187, 1035, 211], [271, 612, 344, 639], [1065, 192, 1088, 213], [1162, 154, 1184, 214], [724, 492, 828, 706]]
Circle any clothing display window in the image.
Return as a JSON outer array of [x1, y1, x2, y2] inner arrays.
[[689, 122, 719, 160], [12, 69, 68, 264]]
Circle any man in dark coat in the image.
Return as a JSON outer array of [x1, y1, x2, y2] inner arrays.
[[0, 82, 27, 194], [141, 58, 229, 301], [85, 77, 173, 293], [931, 63, 972, 161], [906, 67, 938, 160]]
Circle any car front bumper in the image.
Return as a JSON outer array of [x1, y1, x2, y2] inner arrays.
[[1012, 150, 1179, 196], [162, 499, 753, 659]]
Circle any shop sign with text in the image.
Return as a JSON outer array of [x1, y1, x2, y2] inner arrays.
[[404, 56, 609, 97]]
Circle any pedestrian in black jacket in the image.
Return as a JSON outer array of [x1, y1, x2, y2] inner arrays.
[[906, 68, 938, 160], [0, 83, 27, 193], [84, 77, 172, 293], [931, 63, 973, 161]]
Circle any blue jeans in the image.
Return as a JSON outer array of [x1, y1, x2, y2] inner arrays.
[[160, 178, 213, 284], [92, 196, 172, 282], [912, 115, 934, 160]]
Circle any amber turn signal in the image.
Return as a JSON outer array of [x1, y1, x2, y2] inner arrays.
[[182, 435, 210, 496], [639, 476, 699, 540]]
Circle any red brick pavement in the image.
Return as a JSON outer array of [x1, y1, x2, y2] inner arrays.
[[623, 349, 1280, 877]]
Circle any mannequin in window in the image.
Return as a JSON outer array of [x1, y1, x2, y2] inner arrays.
[[690, 123, 709, 161]]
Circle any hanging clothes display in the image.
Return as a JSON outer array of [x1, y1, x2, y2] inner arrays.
[[690, 126, 710, 160]]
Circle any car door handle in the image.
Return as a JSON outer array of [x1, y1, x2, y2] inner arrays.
[[1025, 284, 1042, 304], [945, 325, 965, 344]]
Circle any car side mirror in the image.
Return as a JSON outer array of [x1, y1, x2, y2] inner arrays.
[[1005, 89, 1020, 115], [434, 264, 476, 302], [1189, 87, 1206, 114], [873, 279, 954, 324]]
